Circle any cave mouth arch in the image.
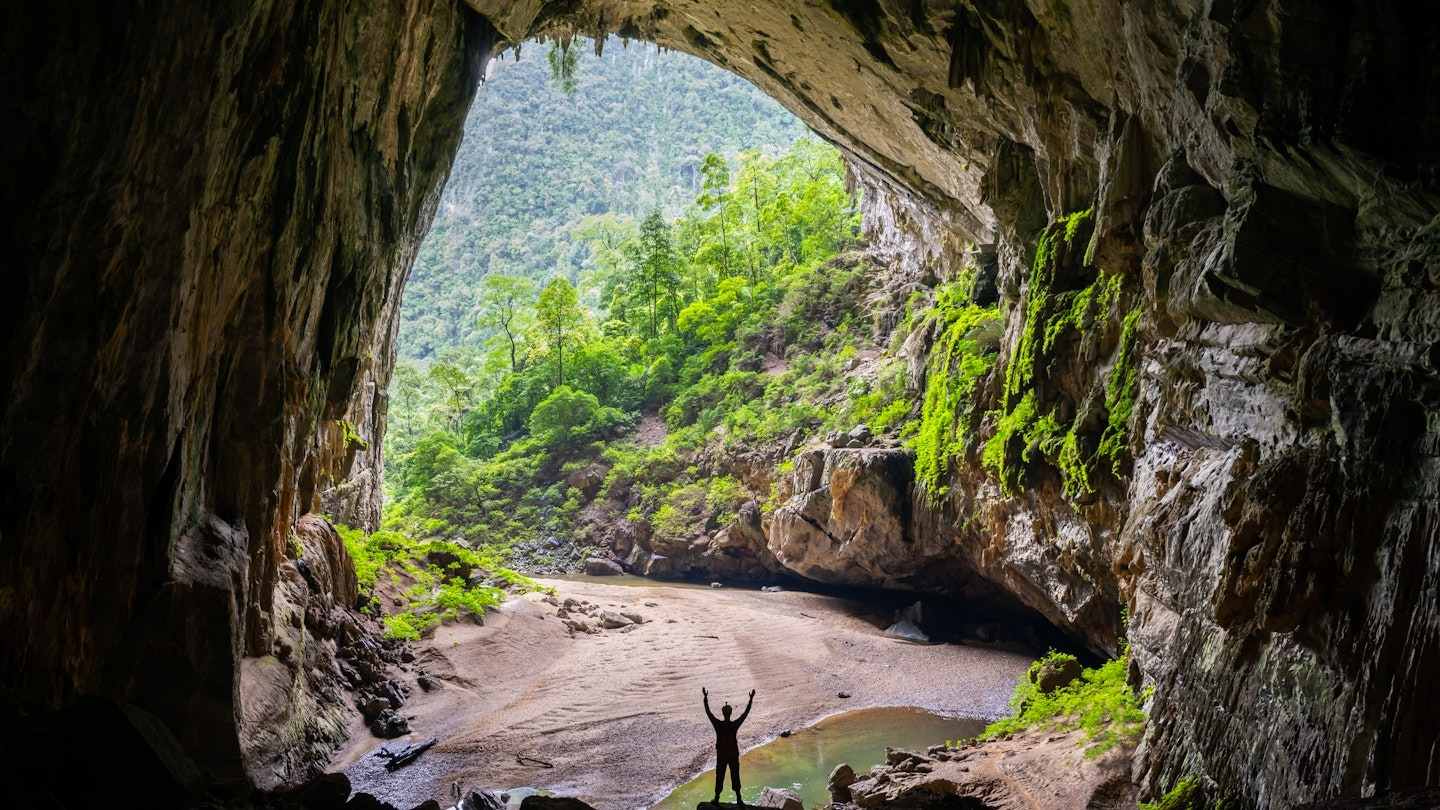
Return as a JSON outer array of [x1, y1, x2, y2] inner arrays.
[[5, 0, 1439, 806]]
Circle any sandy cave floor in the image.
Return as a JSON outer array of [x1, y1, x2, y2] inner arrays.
[[334, 577, 1033, 809]]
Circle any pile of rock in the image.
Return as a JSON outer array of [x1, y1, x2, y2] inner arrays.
[[546, 595, 649, 635], [826, 729, 1135, 809]]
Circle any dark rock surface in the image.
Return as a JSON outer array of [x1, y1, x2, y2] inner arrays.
[[5, 0, 1439, 807], [2, 0, 493, 794]]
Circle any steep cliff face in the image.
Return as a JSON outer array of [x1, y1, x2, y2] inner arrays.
[[5, 0, 1438, 804], [2, 0, 494, 790]]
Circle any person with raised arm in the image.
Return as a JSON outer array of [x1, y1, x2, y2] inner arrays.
[[703, 686, 755, 805]]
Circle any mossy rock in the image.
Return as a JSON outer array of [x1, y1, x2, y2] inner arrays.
[[1029, 653, 1083, 694]]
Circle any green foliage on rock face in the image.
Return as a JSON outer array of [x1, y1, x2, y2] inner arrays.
[[981, 650, 1147, 758], [910, 279, 1002, 500], [338, 419, 369, 450], [1098, 306, 1143, 474], [984, 207, 1143, 498], [336, 523, 540, 640], [1138, 777, 1214, 810]]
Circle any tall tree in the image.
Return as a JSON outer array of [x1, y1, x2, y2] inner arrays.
[[698, 153, 733, 280], [428, 362, 472, 431], [536, 277, 583, 387], [477, 274, 535, 373], [633, 211, 679, 337]]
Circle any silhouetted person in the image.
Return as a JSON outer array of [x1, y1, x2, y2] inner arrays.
[[703, 686, 754, 805]]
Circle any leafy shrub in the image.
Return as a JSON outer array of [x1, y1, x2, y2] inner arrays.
[[529, 385, 627, 448], [981, 651, 1146, 758]]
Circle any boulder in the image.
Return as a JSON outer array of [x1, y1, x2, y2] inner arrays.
[[518, 797, 597, 810], [829, 762, 857, 803], [584, 557, 624, 576], [461, 790, 507, 810], [1030, 654, 1083, 694], [848, 727, 1134, 808], [757, 786, 804, 809], [367, 708, 409, 738], [296, 772, 352, 809], [597, 610, 633, 629]]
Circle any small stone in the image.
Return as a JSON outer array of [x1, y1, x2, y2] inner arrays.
[[710, 582, 723, 589], [837, 691, 851, 698]]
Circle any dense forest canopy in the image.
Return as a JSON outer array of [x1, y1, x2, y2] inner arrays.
[[399, 37, 809, 360]]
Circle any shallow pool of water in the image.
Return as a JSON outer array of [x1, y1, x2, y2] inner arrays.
[[651, 706, 984, 809]]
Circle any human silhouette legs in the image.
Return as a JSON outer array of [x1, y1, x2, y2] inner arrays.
[[713, 758, 743, 804]]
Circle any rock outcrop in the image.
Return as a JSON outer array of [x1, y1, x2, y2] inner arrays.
[[839, 733, 1135, 810], [6, 0, 1439, 806], [240, 516, 412, 788]]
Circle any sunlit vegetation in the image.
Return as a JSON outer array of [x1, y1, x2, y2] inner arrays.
[[979, 650, 1147, 758], [400, 36, 807, 360], [1138, 776, 1226, 810], [335, 524, 542, 639], [909, 278, 1002, 500], [384, 138, 876, 567]]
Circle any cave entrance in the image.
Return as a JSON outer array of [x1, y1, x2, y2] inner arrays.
[[325, 34, 1083, 807]]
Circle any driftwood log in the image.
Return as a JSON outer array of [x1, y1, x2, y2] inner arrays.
[[376, 737, 438, 771]]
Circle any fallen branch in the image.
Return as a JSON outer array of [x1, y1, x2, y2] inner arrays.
[[516, 753, 555, 768], [694, 634, 720, 639], [375, 737, 438, 771]]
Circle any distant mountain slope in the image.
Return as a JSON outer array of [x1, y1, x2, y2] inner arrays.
[[400, 38, 809, 360]]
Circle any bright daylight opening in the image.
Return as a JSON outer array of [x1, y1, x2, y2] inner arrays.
[[328, 36, 1079, 810]]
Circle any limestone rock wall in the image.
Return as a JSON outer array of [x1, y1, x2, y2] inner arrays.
[[2, 0, 494, 787]]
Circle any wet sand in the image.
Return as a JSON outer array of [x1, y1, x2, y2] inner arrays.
[[335, 577, 1033, 809]]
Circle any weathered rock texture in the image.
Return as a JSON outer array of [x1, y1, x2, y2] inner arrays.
[[239, 516, 411, 789], [842, 733, 1135, 810], [2, 0, 494, 790], [5, 0, 1439, 806]]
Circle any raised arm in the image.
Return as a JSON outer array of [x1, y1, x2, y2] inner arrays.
[[702, 687, 718, 722], [737, 689, 755, 724]]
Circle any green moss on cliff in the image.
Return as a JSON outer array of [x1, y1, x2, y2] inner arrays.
[[1097, 306, 1142, 475], [336, 524, 540, 639], [985, 206, 1143, 497], [910, 280, 1002, 499]]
